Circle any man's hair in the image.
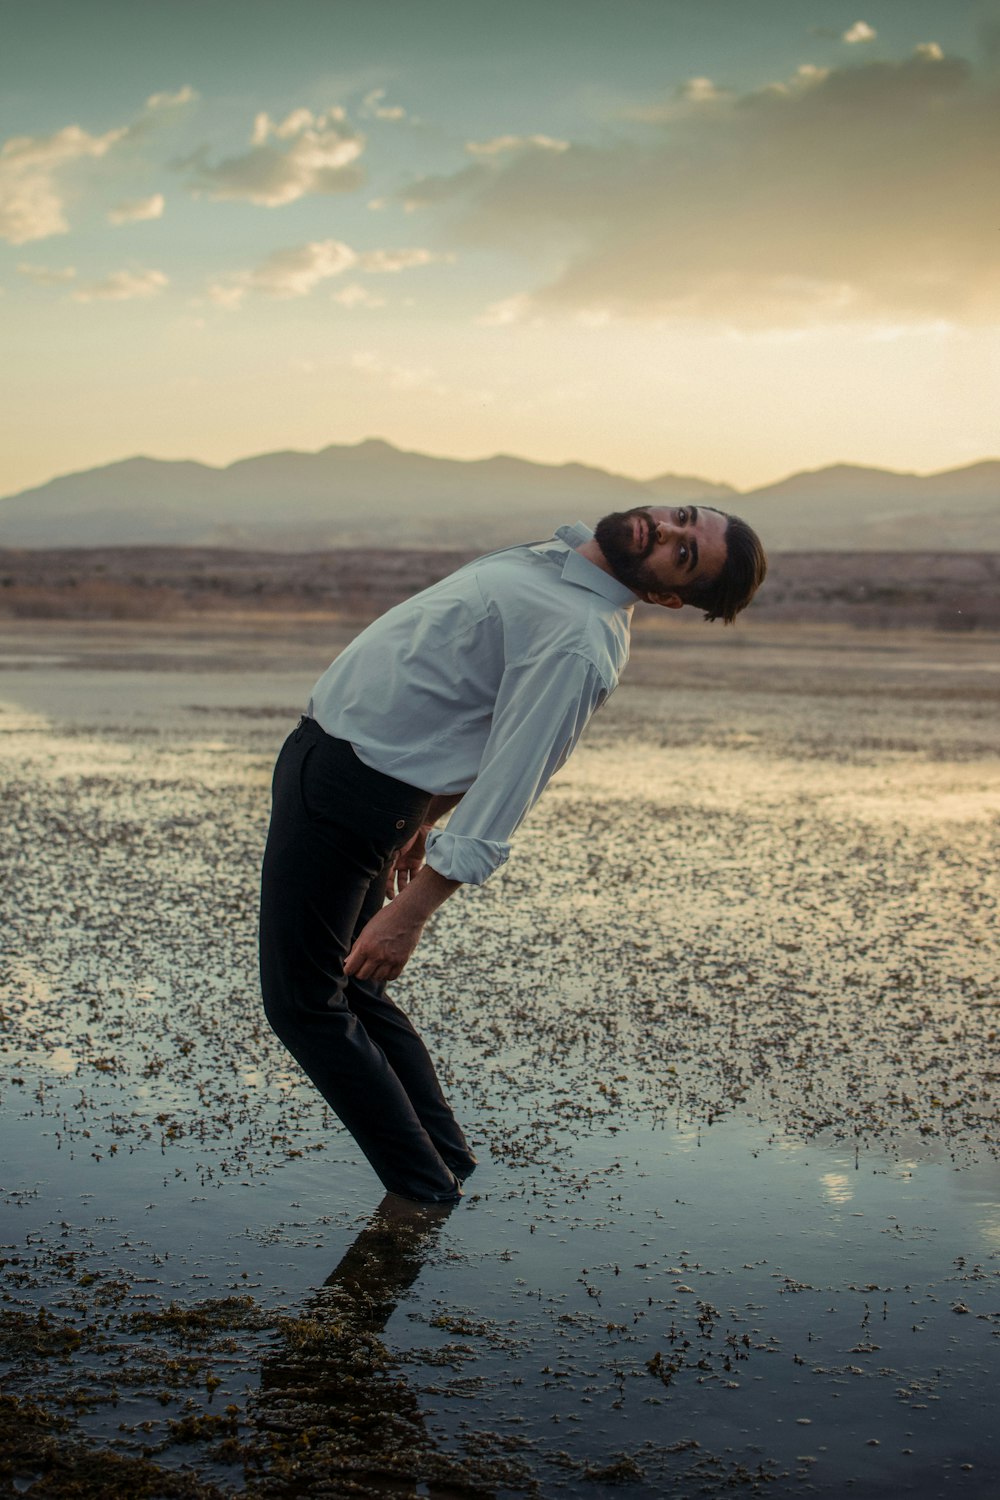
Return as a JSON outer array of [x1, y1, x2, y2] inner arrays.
[[674, 511, 767, 625]]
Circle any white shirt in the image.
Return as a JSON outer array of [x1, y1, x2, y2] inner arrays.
[[307, 523, 636, 883]]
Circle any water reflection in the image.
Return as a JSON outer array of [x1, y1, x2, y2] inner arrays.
[[254, 1195, 493, 1498], [45, 1045, 77, 1074], [819, 1171, 854, 1205]]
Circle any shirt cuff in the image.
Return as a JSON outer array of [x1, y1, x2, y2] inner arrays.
[[425, 828, 511, 885]]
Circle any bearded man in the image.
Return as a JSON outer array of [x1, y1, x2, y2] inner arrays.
[[259, 505, 767, 1203]]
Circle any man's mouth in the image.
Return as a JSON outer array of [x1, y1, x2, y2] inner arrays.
[[633, 514, 653, 554]]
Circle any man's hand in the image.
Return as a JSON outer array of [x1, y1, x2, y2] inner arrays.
[[344, 900, 425, 984], [345, 864, 460, 985], [387, 825, 429, 900]]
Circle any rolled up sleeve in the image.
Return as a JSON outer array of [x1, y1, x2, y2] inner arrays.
[[424, 826, 511, 884], [424, 651, 610, 885]]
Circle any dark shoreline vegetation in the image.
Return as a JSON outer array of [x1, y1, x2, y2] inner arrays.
[[1, 546, 998, 631]]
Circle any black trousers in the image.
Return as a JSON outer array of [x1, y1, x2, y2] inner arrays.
[[259, 716, 476, 1202]]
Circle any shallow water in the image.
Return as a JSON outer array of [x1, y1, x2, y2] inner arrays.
[[1, 620, 998, 1497]]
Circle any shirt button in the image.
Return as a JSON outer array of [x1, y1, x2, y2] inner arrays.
[[395, 819, 406, 829]]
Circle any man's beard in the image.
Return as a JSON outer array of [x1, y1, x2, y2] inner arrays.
[[593, 508, 657, 595]]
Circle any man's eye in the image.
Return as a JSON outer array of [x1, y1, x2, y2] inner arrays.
[[678, 509, 687, 525], [679, 545, 688, 564]]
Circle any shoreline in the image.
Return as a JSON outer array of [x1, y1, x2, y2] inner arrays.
[[2, 545, 998, 632]]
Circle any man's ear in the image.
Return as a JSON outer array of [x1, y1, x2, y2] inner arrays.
[[646, 591, 684, 610]]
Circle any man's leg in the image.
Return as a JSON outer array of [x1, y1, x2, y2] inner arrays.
[[259, 722, 461, 1203], [345, 874, 478, 1182]]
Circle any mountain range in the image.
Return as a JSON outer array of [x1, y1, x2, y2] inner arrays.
[[0, 439, 996, 551]]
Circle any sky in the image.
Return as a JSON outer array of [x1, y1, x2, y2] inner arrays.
[[2, 0, 999, 495]]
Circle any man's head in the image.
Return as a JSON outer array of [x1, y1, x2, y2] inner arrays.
[[592, 504, 767, 624]]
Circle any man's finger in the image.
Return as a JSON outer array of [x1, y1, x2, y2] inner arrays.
[[346, 944, 392, 981]]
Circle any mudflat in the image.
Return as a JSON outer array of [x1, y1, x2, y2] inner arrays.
[[1, 616, 997, 1498], [3, 545, 999, 631]]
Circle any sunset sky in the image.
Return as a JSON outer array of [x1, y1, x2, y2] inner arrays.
[[2, 0, 998, 496]]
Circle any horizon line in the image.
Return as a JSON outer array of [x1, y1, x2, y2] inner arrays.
[[3, 436, 999, 505]]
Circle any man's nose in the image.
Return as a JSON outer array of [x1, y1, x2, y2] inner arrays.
[[653, 520, 682, 544]]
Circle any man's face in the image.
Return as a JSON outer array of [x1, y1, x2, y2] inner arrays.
[[594, 504, 728, 606]]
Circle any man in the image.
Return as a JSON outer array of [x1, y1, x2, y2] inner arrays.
[[259, 504, 766, 1204]]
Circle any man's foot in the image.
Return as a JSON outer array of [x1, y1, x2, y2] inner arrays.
[[378, 1184, 462, 1221], [446, 1154, 478, 1185]]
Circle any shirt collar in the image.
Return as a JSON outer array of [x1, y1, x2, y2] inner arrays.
[[555, 522, 638, 607]]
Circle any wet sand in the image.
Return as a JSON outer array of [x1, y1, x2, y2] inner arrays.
[[1, 617, 998, 1497]]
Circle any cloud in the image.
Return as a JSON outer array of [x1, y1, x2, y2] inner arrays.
[[0, 86, 194, 245], [643, 65, 829, 115], [361, 89, 406, 121], [333, 282, 386, 308], [626, 76, 731, 121], [351, 350, 446, 394], [185, 107, 364, 206], [245, 238, 357, 296], [466, 134, 569, 156], [358, 246, 448, 273], [145, 86, 198, 113], [843, 21, 877, 45], [125, 86, 199, 144], [73, 268, 168, 302], [773, 63, 831, 93], [475, 293, 535, 327], [16, 262, 76, 285], [207, 282, 247, 310], [211, 240, 445, 303], [678, 76, 724, 102], [403, 46, 1000, 326], [0, 123, 126, 244], [402, 163, 488, 212], [108, 193, 165, 225]]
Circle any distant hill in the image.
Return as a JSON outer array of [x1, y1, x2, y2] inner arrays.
[[0, 440, 717, 550], [736, 462, 1000, 550], [0, 439, 996, 551]]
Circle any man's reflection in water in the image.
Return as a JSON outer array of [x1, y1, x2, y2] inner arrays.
[[252, 1193, 495, 1498]]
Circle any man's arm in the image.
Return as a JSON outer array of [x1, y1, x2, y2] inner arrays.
[[344, 864, 460, 983], [346, 793, 465, 980], [425, 791, 465, 823], [421, 651, 610, 884], [348, 652, 611, 980], [386, 793, 465, 898]]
